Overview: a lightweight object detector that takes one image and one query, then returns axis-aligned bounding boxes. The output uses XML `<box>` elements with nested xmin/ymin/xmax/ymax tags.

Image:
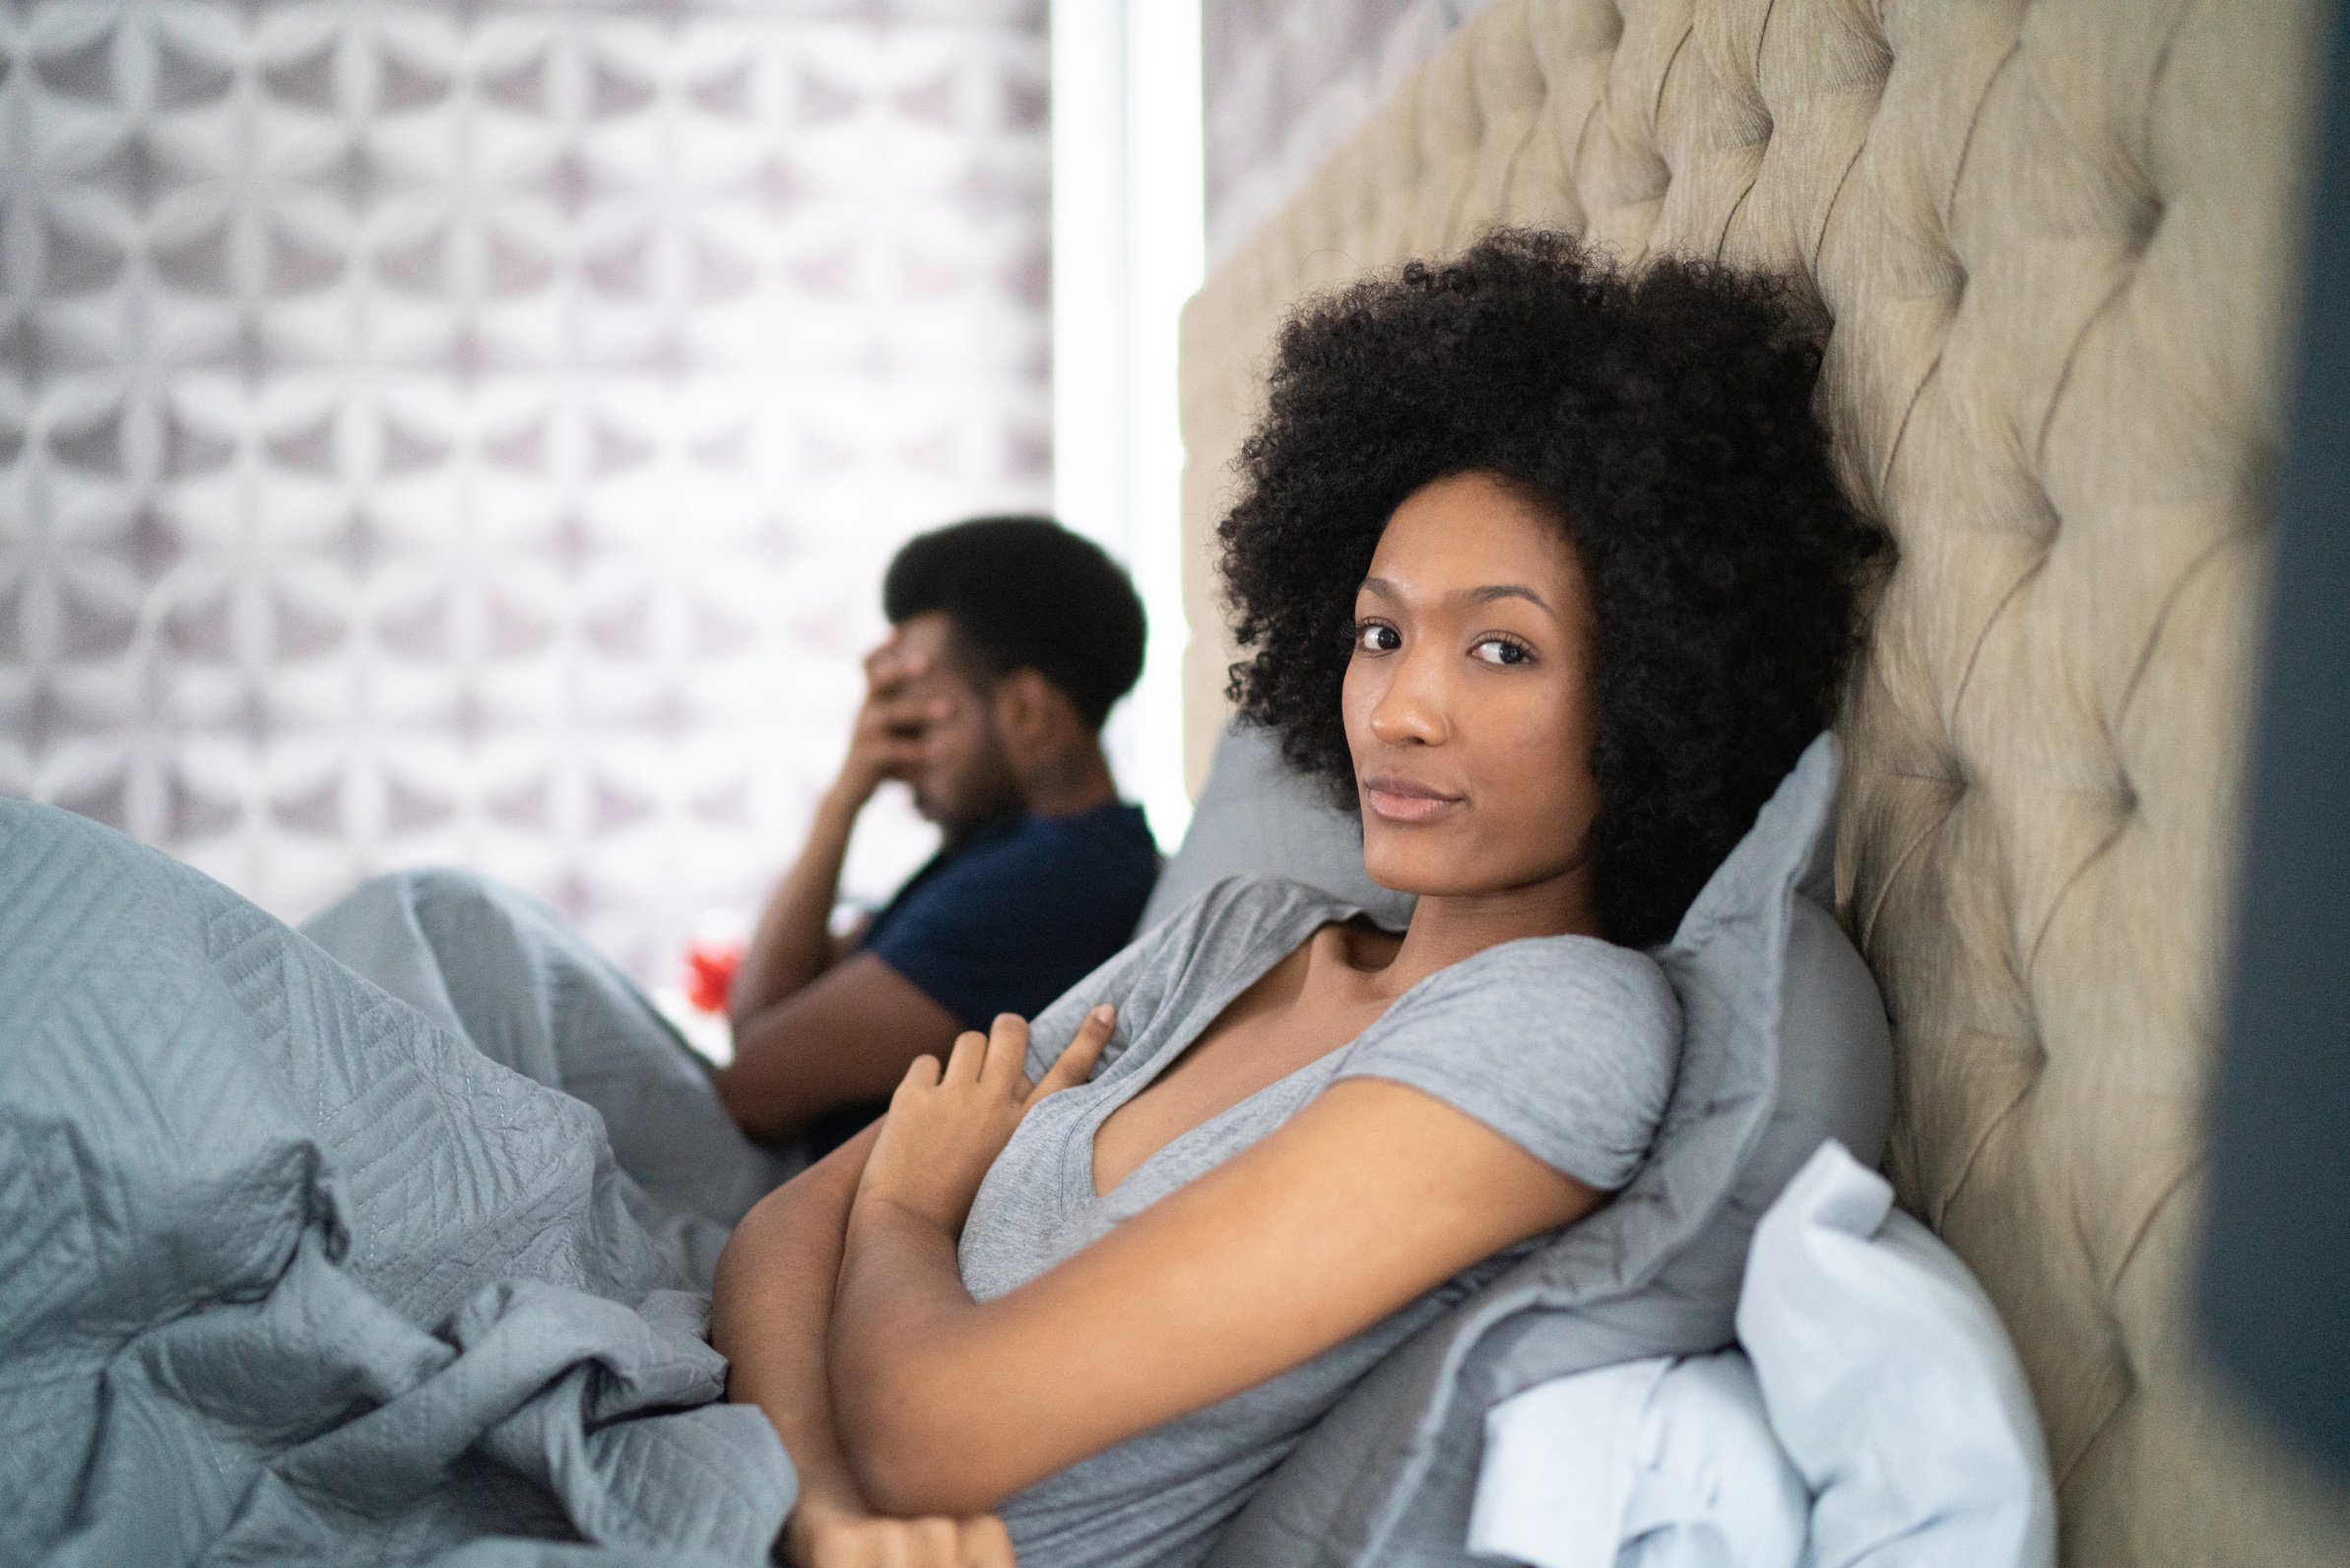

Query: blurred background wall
<box><xmin>0</xmin><ymin>0</ymin><xmax>1050</xmax><ymax>982</ymax></box>
<box><xmin>0</xmin><ymin>0</ymin><xmax>1495</xmax><ymax>990</ymax></box>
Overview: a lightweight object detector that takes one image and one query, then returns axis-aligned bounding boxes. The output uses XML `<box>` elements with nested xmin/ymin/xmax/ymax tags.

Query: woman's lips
<box><xmin>1361</xmin><ymin>775</ymin><xmax>1465</xmax><ymax>824</ymax></box>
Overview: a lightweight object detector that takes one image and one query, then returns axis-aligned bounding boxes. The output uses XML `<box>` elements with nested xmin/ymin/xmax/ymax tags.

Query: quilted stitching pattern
<box><xmin>1177</xmin><ymin>2</ymin><xmax>2350</xmax><ymax>1561</ymax></box>
<box><xmin>0</xmin><ymin>801</ymin><xmax>792</xmax><ymax>1560</ymax></box>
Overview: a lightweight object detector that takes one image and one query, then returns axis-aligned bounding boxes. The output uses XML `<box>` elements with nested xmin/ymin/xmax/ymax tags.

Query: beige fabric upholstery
<box><xmin>1177</xmin><ymin>3</ymin><xmax>2350</xmax><ymax>1562</ymax></box>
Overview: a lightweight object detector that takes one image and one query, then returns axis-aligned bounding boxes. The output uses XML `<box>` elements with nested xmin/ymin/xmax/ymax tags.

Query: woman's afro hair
<box><xmin>1217</xmin><ymin>229</ymin><xmax>1885</xmax><ymax>948</ymax></box>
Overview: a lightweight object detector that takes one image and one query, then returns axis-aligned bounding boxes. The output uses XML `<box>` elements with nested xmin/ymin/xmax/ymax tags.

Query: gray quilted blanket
<box><xmin>0</xmin><ymin>800</ymin><xmax>799</xmax><ymax>1566</ymax></box>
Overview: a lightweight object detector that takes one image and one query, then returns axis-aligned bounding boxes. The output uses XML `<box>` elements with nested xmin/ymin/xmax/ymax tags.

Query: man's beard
<box><xmin>925</xmin><ymin>716</ymin><xmax>1027</xmax><ymax>842</ymax></box>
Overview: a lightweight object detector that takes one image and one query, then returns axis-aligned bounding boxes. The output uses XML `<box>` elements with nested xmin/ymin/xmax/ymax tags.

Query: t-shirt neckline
<box><xmin>1066</xmin><ymin>882</ymin><xmax>1354</xmax><ymax>1207</ymax></box>
<box><xmin>1068</xmin><ymin>879</ymin><xmax>1566</xmax><ymax>1208</ymax></box>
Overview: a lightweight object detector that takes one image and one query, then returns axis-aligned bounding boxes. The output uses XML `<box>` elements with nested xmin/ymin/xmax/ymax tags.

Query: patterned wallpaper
<box><xmin>1203</xmin><ymin>0</ymin><xmax>1492</xmax><ymax>263</ymax></box>
<box><xmin>0</xmin><ymin>0</ymin><xmax>1051</xmax><ymax>984</ymax></box>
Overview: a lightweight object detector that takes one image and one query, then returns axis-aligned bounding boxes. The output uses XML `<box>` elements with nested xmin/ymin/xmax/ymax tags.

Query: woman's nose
<box><xmin>1367</xmin><ymin>646</ymin><xmax>1447</xmax><ymax>746</ymax></box>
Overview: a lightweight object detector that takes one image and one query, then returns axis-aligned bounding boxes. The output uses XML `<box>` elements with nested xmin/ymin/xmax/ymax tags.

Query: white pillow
<box><xmin>1736</xmin><ymin>1142</ymin><xmax>2056</xmax><ymax>1568</ymax></box>
<box><xmin>1469</xmin><ymin>1351</ymin><xmax>1807</xmax><ymax>1568</ymax></box>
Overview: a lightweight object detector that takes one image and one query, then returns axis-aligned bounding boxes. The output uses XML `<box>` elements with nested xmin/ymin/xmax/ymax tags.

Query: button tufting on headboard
<box><xmin>1177</xmin><ymin>2</ymin><xmax>2350</xmax><ymax>1561</ymax></box>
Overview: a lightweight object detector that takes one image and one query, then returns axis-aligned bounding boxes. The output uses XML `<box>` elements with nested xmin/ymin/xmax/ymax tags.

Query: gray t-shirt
<box><xmin>958</xmin><ymin>876</ymin><xmax>1681</xmax><ymax>1567</ymax></box>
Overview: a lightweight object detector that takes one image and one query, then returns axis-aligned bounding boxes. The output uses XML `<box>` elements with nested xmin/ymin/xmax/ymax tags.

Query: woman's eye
<box><xmin>1470</xmin><ymin>637</ymin><xmax>1531</xmax><ymax>667</ymax></box>
<box><xmin>1353</xmin><ymin>621</ymin><xmax>1401</xmax><ymax>654</ymax></box>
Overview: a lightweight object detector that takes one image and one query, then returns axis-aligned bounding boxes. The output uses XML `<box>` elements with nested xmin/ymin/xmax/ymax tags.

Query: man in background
<box><xmin>713</xmin><ymin>516</ymin><xmax>1160</xmax><ymax>1147</ymax></box>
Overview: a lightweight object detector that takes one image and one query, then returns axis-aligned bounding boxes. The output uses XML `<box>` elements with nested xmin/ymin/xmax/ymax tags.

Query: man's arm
<box><xmin>730</xmin><ymin>640</ymin><xmax>944</xmax><ymax>1028</ymax></box>
<box><xmin>715</xmin><ymin>953</ymin><xmax>962</xmax><ymax>1138</ymax></box>
<box><xmin>728</xmin><ymin>790</ymin><xmax>861</xmax><ymax>1027</ymax></box>
<box><xmin>825</xmin><ymin>912</ymin><xmax>873</xmax><ymax>969</ymax></box>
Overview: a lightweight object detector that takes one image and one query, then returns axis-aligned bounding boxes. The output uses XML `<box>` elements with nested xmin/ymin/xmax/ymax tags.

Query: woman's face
<box><xmin>1342</xmin><ymin>471</ymin><xmax>1603</xmax><ymax>905</ymax></box>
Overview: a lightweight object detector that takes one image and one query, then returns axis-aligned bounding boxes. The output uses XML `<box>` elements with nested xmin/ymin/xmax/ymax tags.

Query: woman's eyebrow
<box><xmin>1362</xmin><ymin>580</ymin><xmax>1560</xmax><ymax>621</ymax></box>
<box><xmin>1358</xmin><ymin>576</ymin><xmax>1554</xmax><ymax>616</ymax></box>
<box><xmin>1468</xmin><ymin>583</ymin><xmax>1555</xmax><ymax>616</ymax></box>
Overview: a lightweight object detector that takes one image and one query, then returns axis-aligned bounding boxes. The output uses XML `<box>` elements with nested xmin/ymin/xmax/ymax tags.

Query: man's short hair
<box><xmin>881</xmin><ymin>515</ymin><xmax>1146</xmax><ymax>731</ymax></box>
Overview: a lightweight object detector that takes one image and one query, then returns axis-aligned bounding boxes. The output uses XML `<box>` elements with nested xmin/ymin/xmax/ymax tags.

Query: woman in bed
<box><xmin>713</xmin><ymin>229</ymin><xmax>1881</xmax><ymax>1568</ymax></box>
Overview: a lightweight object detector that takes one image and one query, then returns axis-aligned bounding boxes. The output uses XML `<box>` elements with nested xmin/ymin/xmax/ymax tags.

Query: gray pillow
<box><xmin>1205</xmin><ymin>731</ymin><xmax>1895</xmax><ymax>1568</ymax></box>
<box><xmin>1140</xmin><ymin>721</ymin><xmax>1415</xmax><ymax>933</ymax></box>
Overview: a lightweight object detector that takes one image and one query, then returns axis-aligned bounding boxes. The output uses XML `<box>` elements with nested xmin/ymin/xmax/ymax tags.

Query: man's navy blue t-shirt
<box><xmin>861</xmin><ymin>800</ymin><xmax>1161</xmax><ymax>1029</ymax></box>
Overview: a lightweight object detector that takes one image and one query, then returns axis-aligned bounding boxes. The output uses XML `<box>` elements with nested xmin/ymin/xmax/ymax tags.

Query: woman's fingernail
<box><xmin>1091</xmin><ymin>1004</ymin><xmax>1116</xmax><ymax>1023</ymax></box>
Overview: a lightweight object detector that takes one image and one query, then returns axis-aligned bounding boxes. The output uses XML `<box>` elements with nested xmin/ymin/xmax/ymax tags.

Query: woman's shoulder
<box><xmin>1073</xmin><ymin>874</ymin><xmax>1357</xmax><ymax>1028</ymax></box>
<box><xmin>1417</xmin><ymin>932</ymin><xmax>1675</xmax><ymax>1026</ymax></box>
<box><xmin>1342</xmin><ymin>935</ymin><xmax>1681</xmax><ymax>1192</ymax></box>
<box><xmin>1152</xmin><ymin>873</ymin><xmax>1372</xmax><ymax>958</ymax></box>
<box><xmin>1367</xmin><ymin>934</ymin><xmax>1682</xmax><ymax>1101</ymax></box>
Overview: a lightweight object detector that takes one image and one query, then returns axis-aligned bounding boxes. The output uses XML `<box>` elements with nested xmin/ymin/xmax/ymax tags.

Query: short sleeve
<box><xmin>1332</xmin><ymin>937</ymin><xmax>1681</xmax><ymax>1191</ymax></box>
<box><xmin>865</xmin><ymin>814</ymin><xmax>1156</xmax><ymax>1032</ymax></box>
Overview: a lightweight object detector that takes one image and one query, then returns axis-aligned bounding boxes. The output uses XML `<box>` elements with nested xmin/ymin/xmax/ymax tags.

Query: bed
<box><xmin>1175</xmin><ymin>2</ymin><xmax>2350</xmax><ymax>1562</ymax></box>
<box><xmin>7</xmin><ymin>4</ymin><xmax>2346</xmax><ymax>1562</ymax></box>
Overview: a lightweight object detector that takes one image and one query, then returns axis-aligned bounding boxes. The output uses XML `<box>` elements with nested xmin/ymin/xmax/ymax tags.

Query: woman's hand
<box><xmin>855</xmin><ymin>1005</ymin><xmax>1116</xmax><ymax>1233</ymax></box>
<box><xmin>786</xmin><ymin>1494</ymin><xmax>1015</xmax><ymax>1567</ymax></box>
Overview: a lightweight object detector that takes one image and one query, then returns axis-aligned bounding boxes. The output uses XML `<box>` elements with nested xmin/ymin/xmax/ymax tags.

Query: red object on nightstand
<box><xmin>684</xmin><ymin>939</ymin><xmax>745</xmax><ymax>1014</ymax></box>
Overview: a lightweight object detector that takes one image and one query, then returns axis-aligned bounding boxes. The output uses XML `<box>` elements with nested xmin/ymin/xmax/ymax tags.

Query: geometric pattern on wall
<box><xmin>0</xmin><ymin>0</ymin><xmax>1050</xmax><ymax>983</ymax></box>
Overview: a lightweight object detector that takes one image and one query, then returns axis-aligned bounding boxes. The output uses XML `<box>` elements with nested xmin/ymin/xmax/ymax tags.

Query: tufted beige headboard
<box><xmin>1177</xmin><ymin>2</ymin><xmax>2350</xmax><ymax>1562</ymax></box>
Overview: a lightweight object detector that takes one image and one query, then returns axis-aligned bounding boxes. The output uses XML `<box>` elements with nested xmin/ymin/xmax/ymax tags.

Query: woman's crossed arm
<box><xmin>824</xmin><ymin>1011</ymin><xmax>1603</xmax><ymax>1517</ymax></box>
<box><xmin>712</xmin><ymin>1121</ymin><xmax>1013</xmax><ymax>1565</ymax></box>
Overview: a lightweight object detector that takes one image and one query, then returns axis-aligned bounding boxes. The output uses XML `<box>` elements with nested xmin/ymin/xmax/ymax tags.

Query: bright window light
<box><xmin>1051</xmin><ymin>0</ymin><xmax>1205</xmax><ymax>852</ymax></box>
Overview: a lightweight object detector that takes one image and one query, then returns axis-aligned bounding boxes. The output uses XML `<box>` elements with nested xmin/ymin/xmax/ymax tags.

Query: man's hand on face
<box><xmin>831</xmin><ymin>637</ymin><xmax>952</xmax><ymax>813</ymax></box>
